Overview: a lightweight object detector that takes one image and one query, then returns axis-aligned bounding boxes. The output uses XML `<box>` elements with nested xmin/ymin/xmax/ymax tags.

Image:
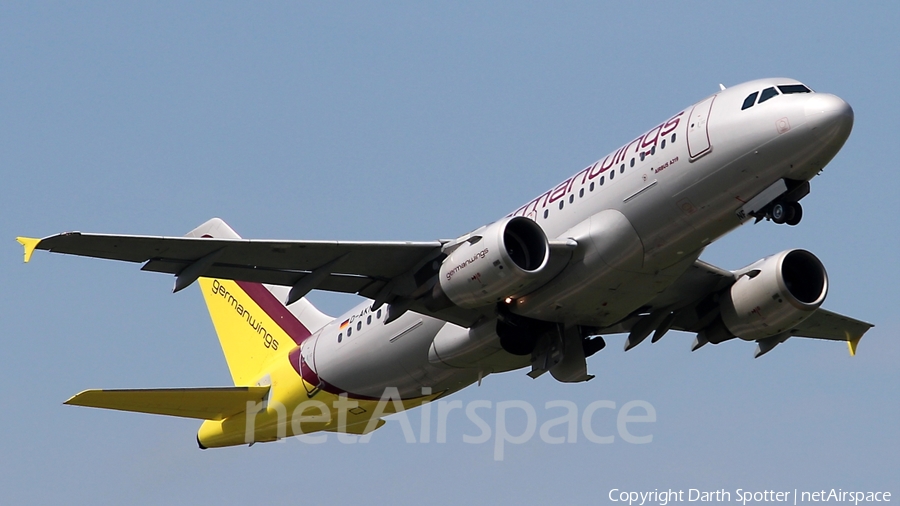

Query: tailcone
<box><xmin>197</xmin><ymin>418</ymin><xmax>252</xmax><ymax>449</ymax></box>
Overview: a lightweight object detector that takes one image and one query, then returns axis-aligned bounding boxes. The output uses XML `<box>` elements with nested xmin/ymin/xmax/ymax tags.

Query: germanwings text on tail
<box><xmin>18</xmin><ymin>78</ymin><xmax>872</xmax><ymax>448</ymax></box>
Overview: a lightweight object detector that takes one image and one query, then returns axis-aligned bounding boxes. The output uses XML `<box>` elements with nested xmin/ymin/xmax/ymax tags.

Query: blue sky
<box><xmin>2</xmin><ymin>3</ymin><xmax>897</xmax><ymax>504</ymax></box>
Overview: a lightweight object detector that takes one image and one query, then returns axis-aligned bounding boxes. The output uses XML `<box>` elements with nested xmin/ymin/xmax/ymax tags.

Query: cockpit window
<box><xmin>778</xmin><ymin>84</ymin><xmax>812</xmax><ymax>95</ymax></box>
<box><xmin>741</xmin><ymin>92</ymin><xmax>759</xmax><ymax>110</ymax></box>
<box><xmin>758</xmin><ymin>87</ymin><xmax>779</xmax><ymax>104</ymax></box>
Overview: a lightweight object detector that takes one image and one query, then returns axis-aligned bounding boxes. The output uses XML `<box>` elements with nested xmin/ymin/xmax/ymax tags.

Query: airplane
<box><xmin>17</xmin><ymin>77</ymin><xmax>873</xmax><ymax>448</ymax></box>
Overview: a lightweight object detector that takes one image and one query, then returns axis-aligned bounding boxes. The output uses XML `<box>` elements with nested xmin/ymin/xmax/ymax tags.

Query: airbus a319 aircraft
<box><xmin>19</xmin><ymin>78</ymin><xmax>872</xmax><ymax>448</ymax></box>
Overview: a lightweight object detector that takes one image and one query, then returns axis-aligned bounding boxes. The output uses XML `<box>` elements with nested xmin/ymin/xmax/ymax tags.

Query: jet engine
<box><xmin>437</xmin><ymin>216</ymin><xmax>549</xmax><ymax>309</ymax></box>
<box><xmin>720</xmin><ymin>249</ymin><xmax>828</xmax><ymax>341</ymax></box>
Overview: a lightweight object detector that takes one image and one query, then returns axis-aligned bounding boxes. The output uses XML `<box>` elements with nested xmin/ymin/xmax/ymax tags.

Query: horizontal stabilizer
<box><xmin>65</xmin><ymin>386</ymin><xmax>270</xmax><ymax>421</ymax></box>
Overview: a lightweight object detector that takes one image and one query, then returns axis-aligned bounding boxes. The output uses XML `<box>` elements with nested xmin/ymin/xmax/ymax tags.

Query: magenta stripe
<box><xmin>234</xmin><ymin>280</ymin><xmax>311</xmax><ymax>345</ymax></box>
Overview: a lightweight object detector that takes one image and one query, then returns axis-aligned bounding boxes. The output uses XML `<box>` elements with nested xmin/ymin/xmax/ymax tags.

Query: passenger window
<box><xmin>559</xmin><ymin>201</ymin><xmax>564</xmax><ymax>210</ymax></box>
<box><xmin>758</xmin><ymin>87</ymin><xmax>779</xmax><ymax>103</ymax></box>
<box><xmin>569</xmin><ymin>194</ymin><xmax>574</xmax><ymax>204</ymax></box>
<box><xmin>640</xmin><ymin>152</ymin><xmax>645</xmax><ymax>162</ymax></box>
<box><xmin>742</xmin><ymin>91</ymin><xmax>759</xmax><ymax>110</ymax></box>
<box><xmin>367</xmin><ymin>315</ymin><xmax>372</xmax><ymax>325</ymax></box>
<box><xmin>671</xmin><ymin>133</ymin><xmax>676</xmax><ymax>143</ymax></box>
<box><xmin>377</xmin><ymin>309</ymin><xmax>382</xmax><ymax>319</ymax></box>
<box><xmin>543</xmin><ymin>209</ymin><xmax>549</xmax><ymax>219</ymax></box>
<box><xmin>610</xmin><ymin>170</ymin><xmax>615</xmax><ymax>180</ymax></box>
<box><xmin>579</xmin><ymin>188</ymin><xmax>584</xmax><ymax>198</ymax></box>
<box><xmin>661</xmin><ymin>139</ymin><xmax>666</xmax><ymax>149</ymax></box>
<box><xmin>650</xmin><ymin>146</ymin><xmax>656</xmax><ymax>155</ymax></box>
<box><xmin>347</xmin><ymin>327</ymin><xmax>352</xmax><ymax>337</ymax></box>
<box><xmin>357</xmin><ymin>321</ymin><xmax>362</xmax><ymax>331</ymax></box>
<box><xmin>620</xmin><ymin>164</ymin><xmax>625</xmax><ymax>174</ymax></box>
<box><xmin>630</xmin><ymin>158</ymin><xmax>635</xmax><ymax>167</ymax></box>
<box><xmin>778</xmin><ymin>84</ymin><xmax>811</xmax><ymax>94</ymax></box>
<box><xmin>590</xmin><ymin>182</ymin><xmax>595</xmax><ymax>192</ymax></box>
<box><xmin>338</xmin><ymin>333</ymin><xmax>343</xmax><ymax>343</ymax></box>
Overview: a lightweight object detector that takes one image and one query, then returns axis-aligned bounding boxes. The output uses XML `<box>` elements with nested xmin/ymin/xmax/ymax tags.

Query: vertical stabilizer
<box><xmin>188</xmin><ymin>218</ymin><xmax>332</xmax><ymax>386</ymax></box>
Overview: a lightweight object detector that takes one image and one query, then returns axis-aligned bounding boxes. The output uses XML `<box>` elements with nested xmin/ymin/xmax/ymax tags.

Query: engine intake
<box><xmin>437</xmin><ymin>217</ymin><xmax>549</xmax><ymax>308</ymax></box>
<box><xmin>720</xmin><ymin>249</ymin><xmax>828</xmax><ymax>341</ymax></box>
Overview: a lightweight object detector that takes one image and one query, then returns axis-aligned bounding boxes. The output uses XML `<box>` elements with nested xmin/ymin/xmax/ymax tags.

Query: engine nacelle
<box><xmin>720</xmin><ymin>249</ymin><xmax>828</xmax><ymax>341</ymax></box>
<box><xmin>438</xmin><ymin>216</ymin><xmax>549</xmax><ymax>309</ymax></box>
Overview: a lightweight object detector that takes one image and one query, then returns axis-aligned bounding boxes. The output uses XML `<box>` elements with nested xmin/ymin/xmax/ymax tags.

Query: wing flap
<box><xmin>141</xmin><ymin>259</ymin><xmax>378</xmax><ymax>294</ymax></box>
<box><xmin>64</xmin><ymin>386</ymin><xmax>271</xmax><ymax>420</ymax></box>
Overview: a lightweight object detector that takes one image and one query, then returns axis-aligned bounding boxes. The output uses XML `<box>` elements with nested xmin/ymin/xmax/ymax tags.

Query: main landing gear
<box><xmin>770</xmin><ymin>201</ymin><xmax>803</xmax><ymax>226</ymax></box>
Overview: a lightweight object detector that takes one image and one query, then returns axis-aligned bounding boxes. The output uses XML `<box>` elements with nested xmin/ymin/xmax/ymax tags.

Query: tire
<box><xmin>783</xmin><ymin>203</ymin><xmax>797</xmax><ymax>223</ymax></box>
<box><xmin>786</xmin><ymin>203</ymin><xmax>803</xmax><ymax>226</ymax></box>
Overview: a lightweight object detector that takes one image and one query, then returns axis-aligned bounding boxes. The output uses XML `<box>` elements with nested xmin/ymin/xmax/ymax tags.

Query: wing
<box><xmin>19</xmin><ymin>218</ymin><xmax>576</xmax><ymax>328</ymax></box>
<box><xmin>21</xmin><ymin>230</ymin><xmax>442</xmax><ymax>292</ymax></box>
<box><xmin>791</xmin><ymin>308</ymin><xmax>872</xmax><ymax>355</ymax></box>
<box><xmin>19</xmin><ymin>224</ymin><xmax>496</xmax><ymax>327</ymax></box>
<box><xmin>20</xmin><ymin>230</ymin><xmax>448</xmax><ymax>301</ymax></box>
<box><xmin>600</xmin><ymin>258</ymin><xmax>873</xmax><ymax>357</ymax></box>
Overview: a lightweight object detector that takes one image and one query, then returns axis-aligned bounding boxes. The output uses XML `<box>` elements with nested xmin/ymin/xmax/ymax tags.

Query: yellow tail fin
<box><xmin>188</xmin><ymin>219</ymin><xmax>332</xmax><ymax>386</ymax></box>
<box><xmin>199</xmin><ymin>277</ymin><xmax>316</xmax><ymax>385</ymax></box>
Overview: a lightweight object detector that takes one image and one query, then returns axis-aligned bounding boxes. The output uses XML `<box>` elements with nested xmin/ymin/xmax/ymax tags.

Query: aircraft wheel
<box><xmin>771</xmin><ymin>202</ymin><xmax>787</xmax><ymax>224</ymax></box>
<box><xmin>786</xmin><ymin>203</ymin><xmax>803</xmax><ymax>226</ymax></box>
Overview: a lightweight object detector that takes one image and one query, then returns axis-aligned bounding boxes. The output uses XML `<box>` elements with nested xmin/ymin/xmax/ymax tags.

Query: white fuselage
<box><xmin>301</xmin><ymin>78</ymin><xmax>853</xmax><ymax>400</ymax></box>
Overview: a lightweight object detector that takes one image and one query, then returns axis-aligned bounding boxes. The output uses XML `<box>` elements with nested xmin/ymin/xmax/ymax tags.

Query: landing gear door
<box><xmin>687</xmin><ymin>95</ymin><xmax>715</xmax><ymax>160</ymax></box>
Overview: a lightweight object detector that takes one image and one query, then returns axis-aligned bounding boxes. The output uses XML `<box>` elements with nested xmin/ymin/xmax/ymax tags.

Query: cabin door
<box><xmin>687</xmin><ymin>96</ymin><xmax>715</xmax><ymax>160</ymax></box>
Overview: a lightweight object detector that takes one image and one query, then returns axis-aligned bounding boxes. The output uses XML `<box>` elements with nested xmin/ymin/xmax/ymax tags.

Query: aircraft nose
<box><xmin>804</xmin><ymin>93</ymin><xmax>853</xmax><ymax>141</ymax></box>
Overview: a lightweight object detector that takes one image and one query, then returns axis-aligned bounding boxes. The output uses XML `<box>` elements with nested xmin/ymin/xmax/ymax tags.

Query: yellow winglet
<box><xmin>847</xmin><ymin>335</ymin><xmax>862</xmax><ymax>356</ymax></box>
<box><xmin>16</xmin><ymin>237</ymin><xmax>41</xmax><ymax>263</ymax></box>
